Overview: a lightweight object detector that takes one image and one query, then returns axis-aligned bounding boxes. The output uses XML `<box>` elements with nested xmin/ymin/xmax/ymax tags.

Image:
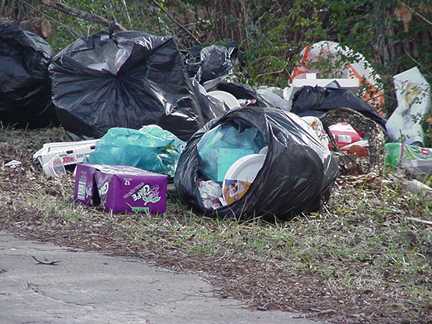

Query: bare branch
<box><xmin>401</xmin><ymin>1</ymin><xmax>432</xmax><ymax>27</ymax></box>
<box><xmin>407</xmin><ymin>217</ymin><xmax>432</xmax><ymax>226</ymax></box>
<box><xmin>120</xmin><ymin>0</ymin><xmax>132</xmax><ymax>28</ymax></box>
<box><xmin>32</xmin><ymin>256</ymin><xmax>60</xmax><ymax>266</ymax></box>
<box><xmin>41</xmin><ymin>0</ymin><xmax>127</xmax><ymax>32</ymax></box>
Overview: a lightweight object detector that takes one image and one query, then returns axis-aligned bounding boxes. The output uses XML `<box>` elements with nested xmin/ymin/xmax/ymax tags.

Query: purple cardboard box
<box><xmin>74</xmin><ymin>164</ymin><xmax>168</xmax><ymax>214</ymax></box>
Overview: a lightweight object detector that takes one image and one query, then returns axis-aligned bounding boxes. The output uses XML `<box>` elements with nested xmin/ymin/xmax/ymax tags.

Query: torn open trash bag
<box><xmin>49</xmin><ymin>31</ymin><xmax>226</xmax><ymax>141</ymax></box>
<box><xmin>175</xmin><ymin>106</ymin><xmax>339</xmax><ymax>219</ymax></box>
<box><xmin>0</xmin><ymin>23</ymin><xmax>56</xmax><ymax>127</ymax></box>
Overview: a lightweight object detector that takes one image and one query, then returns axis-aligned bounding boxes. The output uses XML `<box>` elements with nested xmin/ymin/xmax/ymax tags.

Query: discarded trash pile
<box><xmin>0</xmin><ymin>22</ymin><xmax>56</xmax><ymax>127</ymax></box>
<box><xmin>290</xmin><ymin>85</ymin><xmax>387</xmax><ymax>174</ymax></box>
<box><xmin>2</xmin><ymin>24</ymin><xmax>429</xmax><ymax>218</ymax></box>
<box><xmin>175</xmin><ymin>107</ymin><xmax>339</xmax><ymax>219</ymax></box>
<box><xmin>291</xmin><ymin>85</ymin><xmax>386</xmax><ymax>128</ymax></box>
<box><xmin>321</xmin><ymin>108</ymin><xmax>386</xmax><ymax>175</ymax></box>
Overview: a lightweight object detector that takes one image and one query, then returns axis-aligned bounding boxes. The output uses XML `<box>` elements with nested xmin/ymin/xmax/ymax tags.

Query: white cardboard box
<box><xmin>291</xmin><ymin>78</ymin><xmax>360</xmax><ymax>90</ymax></box>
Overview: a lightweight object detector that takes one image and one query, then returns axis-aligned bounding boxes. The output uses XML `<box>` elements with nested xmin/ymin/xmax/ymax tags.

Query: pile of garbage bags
<box><xmin>0</xmin><ymin>22</ymin><xmax>56</xmax><ymax>127</ymax></box>
<box><xmin>175</xmin><ymin>106</ymin><xmax>339</xmax><ymax>219</ymax></box>
<box><xmin>5</xmin><ymin>24</ymin><xmax>425</xmax><ymax>218</ymax></box>
<box><xmin>49</xmin><ymin>31</ymin><xmax>226</xmax><ymax>141</ymax></box>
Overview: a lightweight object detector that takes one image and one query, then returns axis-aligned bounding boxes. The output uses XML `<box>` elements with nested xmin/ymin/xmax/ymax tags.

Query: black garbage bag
<box><xmin>175</xmin><ymin>106</ymin><xmax>339</xmax><ymax>219</ymax></box>
<box><xmin>197</xmin><ymin>45</ymin><xmax>237</xmax><ymax>83</ymax></box>
<box><xmin>291</xmin><ymin>86</ymin><xmax>386</xmax><ymax>129</ymax></box>
<box><xmin>0</xmin><ymin>23</ymin><xmax>56</xmax><ymax>127</ymax></box>
<box><xmin>183</xmin><ymin>45</ymin><xmax>202</xmax><ymax>78</ymax></box>
<box><xmin>50</xmin><ymin>31</ymin><xmax>226</xmax><ymax>141</ymax></box>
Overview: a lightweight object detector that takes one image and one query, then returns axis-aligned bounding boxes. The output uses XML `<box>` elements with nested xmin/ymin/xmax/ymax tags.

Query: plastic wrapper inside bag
<box><xmin>87</xmin><ymin>126</ymin><xmax>185</xmax><ymax>177</ymax></box>
<box><xmin>197</xmin><ymin>124</ymin><xmax>266</xmax><ymax>182</ymax></box>
<box><xmin>328</xmin><ymin>123</ymin><xmax>363</xmax><ymax>148</ymax></box>
<box><xmin>301</xmin><ymin>116</ymin><xmax>330</xmax><ymax>147</ymax></box>
<box><xmin>49</xmin><ymin>31</ymin><xmax>226</xmax><ymax>141</ymax></box>
<box><xmin>198</xmin><ymin>180</ymin><xmax>225</xmax><ymax>210</ymax></box>
<box><xmin>175</xmin><ymin>106</ymin><xmax>339</xmax><ymax>219</ymax></box>
<box><xmin>0</xmin><ymin>23</ymin><xmax>56</xmax><ymax>127</ymax></box>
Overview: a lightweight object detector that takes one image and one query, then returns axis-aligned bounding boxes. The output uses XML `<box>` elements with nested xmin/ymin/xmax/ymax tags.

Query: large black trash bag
<box><xmin>50</xmin><ymin>31</ymin><xmax>226</xmax><ymax>141</ymax></box>
<box><xmin>0</xmin><ymin>23</ymin><xmax>56</xmax><ymax>127</ymax></box>
<box><xmin>291</xmin><ymin>86</ymin><xmax>386</xmax><ymax>129</ymax></box>
<box><xmin>175</xmin><ymin>106</ymin><xmax>339</xmax><ymax>220</ymax></box>
<box><xmin>197</xmin><ymin>45</ymin><xmax>237</xmax><ymax>83</ymax></box>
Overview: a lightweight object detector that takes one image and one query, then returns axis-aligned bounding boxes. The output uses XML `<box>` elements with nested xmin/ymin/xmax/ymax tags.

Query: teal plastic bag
<box><xmin>88</xmin><ymin>126</ymin><xmax>185</xmax><ymax>177</ymax></box>
<box><xmin>197</xmin><ymin>124</ymin><xmax>266</xmax><ymax>182</ymax></box>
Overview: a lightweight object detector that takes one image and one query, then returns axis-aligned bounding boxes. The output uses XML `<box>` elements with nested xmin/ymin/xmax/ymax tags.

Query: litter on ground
<box><xmin>0</xmin><ymin>21</ymin><xmax>430</xmax><ymax>219</ymax></box>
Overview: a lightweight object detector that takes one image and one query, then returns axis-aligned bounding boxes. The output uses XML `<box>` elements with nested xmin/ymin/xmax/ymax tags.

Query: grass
<box><xmin>1</xmin><ymin>127</ymin><xmax>432</xmax><ymax>323</ymax></box>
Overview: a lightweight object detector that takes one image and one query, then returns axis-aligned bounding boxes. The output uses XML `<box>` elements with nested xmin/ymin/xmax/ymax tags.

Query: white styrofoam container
<box><xmin>33</xmin><ymin>140</ymin><xmax>99</xmax><ymax>167</ymax></box>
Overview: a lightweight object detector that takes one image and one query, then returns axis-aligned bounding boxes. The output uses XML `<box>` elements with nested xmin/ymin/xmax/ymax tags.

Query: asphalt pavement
<box><xmin>0</xmin><ymin>232</ymin><xmax>316</xmax><ymax>324</ymax></box>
